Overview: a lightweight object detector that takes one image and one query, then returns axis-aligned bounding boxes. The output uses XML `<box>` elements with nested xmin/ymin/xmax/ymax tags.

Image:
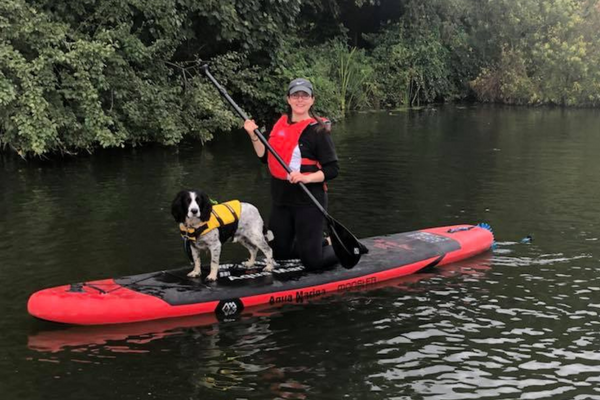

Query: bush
<box><xmin>366</xmin><ymin>24</ymin><xmax>453</xmax><ymax>107</ymax></box>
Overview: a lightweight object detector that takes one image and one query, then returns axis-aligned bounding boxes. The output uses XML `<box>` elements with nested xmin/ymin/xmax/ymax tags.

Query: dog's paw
<box><xmin>242</xmin><ymin>260</ymin><xmax>255</xmax><ymax>268</ymax></box>
<box><xmin>187</xmin><ymin>270</ymin><xmax>201</xmax><ymax>278</ymax></box>
<box><xmin>263</xmin><ymin>264</ymin><xmax>274</xmax><ymax>273</ymax></box>
<box><xmin>205</xmin><ymin>273</ymin><xmax>218</xmax><ymax>282</ymax></box>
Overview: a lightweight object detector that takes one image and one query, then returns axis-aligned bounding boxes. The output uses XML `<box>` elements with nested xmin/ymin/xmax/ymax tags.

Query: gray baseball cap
<box><xmin>287</xmin><ymin>78</ymin><xmax>313</xmax><ymax>96</ymax></box>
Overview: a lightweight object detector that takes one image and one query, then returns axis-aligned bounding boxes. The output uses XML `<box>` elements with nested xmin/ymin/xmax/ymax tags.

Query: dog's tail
<box><xmin>263</xmin><ymin>226</ymin><xmax>274</xmax><ymax>242</ymax></box>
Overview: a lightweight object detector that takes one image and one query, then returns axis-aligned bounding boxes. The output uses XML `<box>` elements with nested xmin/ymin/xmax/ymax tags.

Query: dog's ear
<box><xmin>198</xmin><ymin>191</ymin><xmax>213</xmax><ymax>222</ymax></box>
<box><xmin>171</xmin><ymin>191</ymin><xmax>188</xmax><ymax>223</ymax></box>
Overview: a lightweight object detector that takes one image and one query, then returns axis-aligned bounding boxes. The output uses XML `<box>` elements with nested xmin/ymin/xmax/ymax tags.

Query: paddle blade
<box><xmin>328</xmin><ymin>218</ymin><xmax>368</xmax><ymax>269</ymax></box>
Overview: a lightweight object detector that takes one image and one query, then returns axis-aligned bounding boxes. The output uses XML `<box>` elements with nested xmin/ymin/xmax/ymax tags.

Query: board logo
<box><xmin>222</xmin><ymin>302</ymin><xmax>237</xmax><ymax>315</ymax></box>
<box><xmin>216</xmin><ymin>298</ymin><xmax>244</xmax><ymax>320</ymax></box>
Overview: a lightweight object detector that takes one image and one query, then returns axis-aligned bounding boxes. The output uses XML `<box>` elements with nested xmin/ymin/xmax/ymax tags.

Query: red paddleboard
<box><xmin>27</xmin><ymin>224</ymin><xmax>493</xmax><ymax>325</ymax></box>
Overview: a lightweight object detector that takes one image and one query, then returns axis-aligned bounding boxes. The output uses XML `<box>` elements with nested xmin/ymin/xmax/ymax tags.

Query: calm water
<box><xmin>2</xmin><ymin>105</ymin><xmax>600</xmax><ymax>399</ymax></box>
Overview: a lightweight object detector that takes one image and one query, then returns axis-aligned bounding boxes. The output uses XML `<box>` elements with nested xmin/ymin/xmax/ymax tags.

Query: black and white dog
<box><xmin>171</xmin><ymin>190</ymin><xmax>274</xmax><ymax>281</ymax></box>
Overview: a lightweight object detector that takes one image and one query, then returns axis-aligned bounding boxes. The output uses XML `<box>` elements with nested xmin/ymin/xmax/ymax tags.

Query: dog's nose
<box><xmin>191</xmin><ymin>208</ymin><xmax>198</xmax><ymax>215</ymax></box>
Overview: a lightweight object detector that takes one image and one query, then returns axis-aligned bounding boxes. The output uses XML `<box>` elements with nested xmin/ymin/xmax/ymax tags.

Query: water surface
<box><xmin>2</xmin><ymin>105</ymin><xmax>600</xmax><ymax>399</ymax></box>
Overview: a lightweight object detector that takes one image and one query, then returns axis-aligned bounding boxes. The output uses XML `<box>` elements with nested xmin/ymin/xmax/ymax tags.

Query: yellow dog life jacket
<box><xmin>179</xmin><ymin>200</ymin><xmax>241</xmax><ymax>242</ymax></box>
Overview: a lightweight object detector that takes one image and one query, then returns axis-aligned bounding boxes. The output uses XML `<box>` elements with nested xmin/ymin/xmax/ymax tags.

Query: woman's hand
<box><xmin>244</xmin><ymin>119</ymin><xmax>265</xmax><ymax>157</ymax></box>
<box><xmin>288</xmin><ymin>171</ymin><xmax>312</xmax><ymax>184</ymax></box>
<box><xmin>244</xmin><ymin>119</ymin><xmax>259</xmax><ymax>138</ymax></box>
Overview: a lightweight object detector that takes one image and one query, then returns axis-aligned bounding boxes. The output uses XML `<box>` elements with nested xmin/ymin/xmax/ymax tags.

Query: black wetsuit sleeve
<box><xmin>321</xmin><ymin>160</ymin><xmax>339</xmax><ymax>181</ymax></box>
<box><xmin>314</xmin><ymin>128</ymin><xmax>338</xmax><ymax>166</ymax></box>
<box><xmin>313</xmin><ymin>126</ymin><xmax>338</xmax><ymax>181</ymax></box>
<box><xmin>259</xmin><ymin>128</ymin><xmax>271</xmax><ymax>163</ymax></box>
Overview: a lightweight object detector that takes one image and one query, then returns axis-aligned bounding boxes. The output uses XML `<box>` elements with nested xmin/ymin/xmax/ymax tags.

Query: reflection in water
<box><xmin>360</xmin><ymin>247</ymin><xmax>599</xmax><ymax>399</ymax></box>
<box><xmin>182</xmin><ymin>254</ymin><xmax>494</xmax><ymax>399</ymax></box>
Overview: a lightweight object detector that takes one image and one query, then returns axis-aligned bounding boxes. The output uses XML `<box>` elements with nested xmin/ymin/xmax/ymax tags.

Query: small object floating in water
<box><xmin>520</xmin><ymin>235</ymin><xmax>533</xmax><ymax>244</ymax></box>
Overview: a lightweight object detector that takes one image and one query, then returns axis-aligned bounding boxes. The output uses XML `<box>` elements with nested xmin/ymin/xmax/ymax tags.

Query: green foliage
<box><xmin>334</xmin><ymin>43</ymin><xmax>374</xmax><ymax>115</ymax></box>
<box><xmin>470</xmin><ymin>47</ymin><xmax>535</xmax><ymax>105</ymax></box>
<box><xmin>530</xmin><ymin>2</ymin><xmax>600</xmax><ymax>106</ymax></box>
<box><xmin>469</xmin><ymin>0</ymin><xmax>600</xmax><ymax>106</ymax></box>
<box><xmin>367</xmin><ymin>24</ymin><xmax>452</xmax><ymax>107</ymax></box>
<box><xmin>267</xmin><ymin>37</ymin><xmax>375</xmax><ymax>120</ymax></box>
<box><xmin>2</xmin><ymin>0</ymin><xmax>600</xmax><ymax>157</ymax></box>
<box><xmin>0</xmin><ymin>0</ymin><xmax>303</xmax><ymax>157</ymax></box>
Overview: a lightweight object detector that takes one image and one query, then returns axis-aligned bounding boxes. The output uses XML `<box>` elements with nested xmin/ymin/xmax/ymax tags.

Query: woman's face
<box><xmin>287</xmin><ymin>91</ymin><xmax>314</xmax><ymax>116</ymax></box>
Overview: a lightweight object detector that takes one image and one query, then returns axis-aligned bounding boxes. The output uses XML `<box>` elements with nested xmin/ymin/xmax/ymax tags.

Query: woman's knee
<box><xmin>300</xmin><ymin>255</ymin><xmax>321</xmax><ymax>271</ymax></box>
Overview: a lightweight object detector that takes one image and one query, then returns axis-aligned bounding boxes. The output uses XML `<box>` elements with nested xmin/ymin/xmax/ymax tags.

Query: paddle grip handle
<box><xmin>201</xmin><ymin>65</ymin><xmax>329</xmax><ymax>219</ymax></box>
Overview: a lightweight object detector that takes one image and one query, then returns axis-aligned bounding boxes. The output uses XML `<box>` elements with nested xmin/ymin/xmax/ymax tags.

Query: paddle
<box><xmin>201</xmin><ymin>64</ymin><xmax>366</xmax><ymax>268</ymax></box>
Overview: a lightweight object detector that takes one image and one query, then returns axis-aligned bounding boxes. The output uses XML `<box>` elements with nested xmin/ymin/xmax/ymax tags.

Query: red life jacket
<box><xmin>267</xmin><ymin>115</ymin><xmax>324</xmax><ymax>180</ymax></box>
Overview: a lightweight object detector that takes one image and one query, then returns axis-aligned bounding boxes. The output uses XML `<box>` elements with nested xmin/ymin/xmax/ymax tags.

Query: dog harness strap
<box><xmin>179</xmin><ymin>222</ymin><xmax>208</xmax><ymax>241</ymax></box>
<box><xmin>222</xmin><ymin>203</ymin><xmax>239</xmax><ymax>222</ymax></box>
<box><xmin>211</xmin><ymin>209</ymin><xmax>225</xmax><ymax>227</ymax></box>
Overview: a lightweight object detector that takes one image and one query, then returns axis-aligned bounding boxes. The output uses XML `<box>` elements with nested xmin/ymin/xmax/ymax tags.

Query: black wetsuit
<box><xmin>261</xmin><ymin>121</ymin><xmax>339</xmax><ymax>270</ymax></box>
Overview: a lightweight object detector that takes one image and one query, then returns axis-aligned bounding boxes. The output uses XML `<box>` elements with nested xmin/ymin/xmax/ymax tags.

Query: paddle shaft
<box><xmin>202</xmin><ymin>65</ymin><xmax>330</xmax><ymax>220</ymax></box>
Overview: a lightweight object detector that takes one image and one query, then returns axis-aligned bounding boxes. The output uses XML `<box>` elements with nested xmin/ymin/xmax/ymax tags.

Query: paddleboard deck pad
<box><xmin>27</xmin><ymin>224</ymin><xmax>493</xmax><ymax>325</ymax></box>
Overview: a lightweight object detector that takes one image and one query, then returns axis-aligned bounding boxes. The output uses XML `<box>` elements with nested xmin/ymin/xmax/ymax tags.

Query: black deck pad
<box><xmin>115</xmin><ymin>230</ymin><xmax>461</xmax><ymax>306</ymax></box>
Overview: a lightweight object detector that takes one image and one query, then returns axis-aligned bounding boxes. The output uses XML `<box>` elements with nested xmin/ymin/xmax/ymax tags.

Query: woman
<box><xmin>244</xmin><ymin>78</ymin><xmax>339</xmax><ymax>270</ymax></box>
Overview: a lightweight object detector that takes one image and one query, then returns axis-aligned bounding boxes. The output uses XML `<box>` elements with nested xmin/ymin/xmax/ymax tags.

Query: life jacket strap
<box><xmin>299</xmin><ymin>158</ymin><xmax>327</xmax><ymax>191</ymax></box>
<box><xmin>179</xmin><ymin>222</ymin><xmax>208</xmax><ymax>241</ymax></box>
<box><xmin>222</xmin><ymin>202</ymin><xmax>240</xmax><ymax>222</ymax></box>
<box><xmin>211</xmin><ymin>209</ymin><xmax>224</xmax><ymax>227</ymax></box>
<box><xmin>301</xmin><ymin>158</ymin><xmax>322</xmax><ymax>168</ymax></box>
